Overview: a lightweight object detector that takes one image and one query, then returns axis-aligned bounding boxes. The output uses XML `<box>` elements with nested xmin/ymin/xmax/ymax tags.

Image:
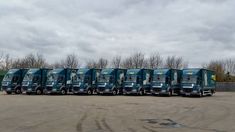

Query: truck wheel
<box><xmin>15</xmin><ymin>88</ymin><xmax>21</xmax><ymax>94</ymax></box>
<box><xmin>139</xmin><ymin>89</ymin><xmax>144</xmax><ymax>96</ymax></box>
<box><xmin>199</xmin><ymin>91</ymin><xmax>203</xmax><ymax>97</ymax></box>
<box><xmin>61</xmin><ymin>89</ymin><xmax>67</xmax><ymax>95</ymax></box>
<box><xmin>36</xmin><ymin>89</ymin><xmax>42</xmax><ymax>95</ymax></box>
<box><xmin>87</xmin><ymin>89</ymin><xmax>92</xmax><ymax>95</ymax></box>
<box><xmin>112</xmin><ymin>90</ymin><xmax>117</xmax><ymax>95</ymax></box>
<box><xmin>6</xmin><ymin>91</ymin><xmax>12</xmax><ymax>94</ymax></box>
<box><xmin>168</xmin><ymin>90</ymin><xmax>172</xmax><ymax>97</ymax></box>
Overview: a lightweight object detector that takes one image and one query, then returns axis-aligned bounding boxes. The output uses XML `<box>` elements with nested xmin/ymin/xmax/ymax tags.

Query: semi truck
<box><xmin>72</xmin><ymin>68</ymin><xmax>101</xmax><ymax>95</ymax></box>
<box><xmin>1</xmin><ymin>68</ymin><xmax>28</xmax><ymax>94</ymax></box>
<box><xmin>21</xmin><ymin>68</ymin><xmax>51</xmax><ymax>95</ymax></box>
<box><xmin>45</xmin><ymin>68</ymin><xmax>77</xmax><ymax>95</ymax></box>
<box><xmin>181</xmin><ymin>68</ymin><xmax>216</xmax><ymax>97</ymax></box>
<box><xmin>151</xmin><ymin>68</ymin><xmax>182</xmax><ymax>96</ymax></box>
<box><xmin>96</xmin><ymin>68</ymin><xmax>126</xmax><ymax>95</ymax></box>
<box><xmin>123</xmin><ymin>69</ymin><xmax>153</xmax><ymax>95</ymax></box>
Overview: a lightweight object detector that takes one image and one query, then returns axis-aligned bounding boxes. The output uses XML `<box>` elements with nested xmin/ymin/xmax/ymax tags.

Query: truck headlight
<box><xmin>192</xmin><ymin>84</ymin><xmax>194</xmax><ymax>87</ymax></box>
<box><xmin>132</xmin><ymin>83</ymin><xmax>134</xmax><ymax>86</ymax></box>
<box><xmin>160</xmin><ymin>83</ymin><xmax>163</xmax><ymax>86</ymax></box>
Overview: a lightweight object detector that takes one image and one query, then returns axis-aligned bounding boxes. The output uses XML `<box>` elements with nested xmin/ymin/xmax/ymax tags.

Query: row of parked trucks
<box><xmin>1</xmin><ymin>68</ymin><xmax>216</xmax><ymax>97</ymax></box>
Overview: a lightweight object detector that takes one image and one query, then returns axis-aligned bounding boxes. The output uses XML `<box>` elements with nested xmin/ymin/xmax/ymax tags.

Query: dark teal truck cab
<box><xmin>1</xmin><ymin>68</ymin><xmax>28</xmax><ymax>94</ymax></box>
<box><xmin>72</xmin><ymin>68</ymin><xmax>101</xmax><ymax>95</ymax></box>
<box><xmin>123</xmin><ymin>69</ymin><xmax>153</xmax><ymax>95</ymax></box>
<box><xmin>181</xmin><ymin>68</ymin><xmax>216</xmax><ymax>97</ymax></box>
<box><xmin>45</xmin><ymin>68</ymin><xmax>77</xmax><ymax>95</ymax></box>
<box><xmin>97</xmin><ymin>68</ymin><xmax>126</xmax><ymax>95</ymax></box>
<box><xmin>21</xmin><ymin>68</ymin><xmax>51</xmax><ymax>95</ymax></box>
<box><xmin>151</xmin><ymin>68</ymin><xmax>182</xmax><ymax>96</ymax></box>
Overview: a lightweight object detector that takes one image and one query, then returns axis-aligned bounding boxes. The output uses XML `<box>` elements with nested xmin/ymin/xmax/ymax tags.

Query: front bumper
<box><xmin>97</xmin><ymin>87</ymin><xmax>114</xmax><ymax>94</ymax></box>
<box><xmin>1</xmin><ymin>86</ymin><xmax>14</xmax><ymax>92</ymax></box>
<box><xmin>72</xmin><ymin>88</ymin><xmax>88</xmax><ymax>94</ymax></box>
<box><xmin>123</xmin><ymin>87</ymin><xmax>138</xmax><ymax>94</ymax></box>
<box><xmin>181</xmin><ymin>88</ymin><xmax>200</xmax><ymax>96</ymax></box>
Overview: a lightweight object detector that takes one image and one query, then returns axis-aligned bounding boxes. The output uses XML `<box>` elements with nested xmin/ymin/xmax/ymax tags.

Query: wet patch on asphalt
<box><xmin>140</xmin><ymin>118</ymin><xmax>184</xmax><ymax>128</ymax></box>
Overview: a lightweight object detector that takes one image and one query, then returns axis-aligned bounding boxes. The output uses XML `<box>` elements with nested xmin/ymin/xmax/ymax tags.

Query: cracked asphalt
<box><xmin>0</xmin><ymin>92</ymin><xmax>234</xmax><ymax>132</ymax></box>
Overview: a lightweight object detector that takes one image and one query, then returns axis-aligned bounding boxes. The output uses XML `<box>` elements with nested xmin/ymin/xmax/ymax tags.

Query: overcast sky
<box><xmin>0</xmin><ymin>0</ymin><xmax>235</xmax><ymax>67</ymax></box>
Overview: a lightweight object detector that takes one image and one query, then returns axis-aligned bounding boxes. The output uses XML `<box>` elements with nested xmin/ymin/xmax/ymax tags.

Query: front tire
<box><xmin>139</xmin><ymin>89</ymin><xmax>144</xmax><ymax>96</ymax></box>
<box><xmin>168</xmin><ymin>90</ymin><xmax>172</xmax><ymax>97</ymax></box>
<box><xmin>61</xmin><ymin>89</ymin><xmax>67</xmax><ymax>95</ymax></box>
<box><xmin>112</xmin><ymin>89</ymin><xmax>117</xmax><ymax>95</ymax></box>
<box><xmin>15</xmin><ymin>88</ymin><xmax>21</xmax><ymax>94</ymax></box>
<box><xmin>36</xmin><ymin>89</ymin><xmax>42</xmax><ymax>95</ymax></box>
<box><xmin>87</xmin><ymin>89</ymin><xmax>93</xmax><ymax>95</ymax></box>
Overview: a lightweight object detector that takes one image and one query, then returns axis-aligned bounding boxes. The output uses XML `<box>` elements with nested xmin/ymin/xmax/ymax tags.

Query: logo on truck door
<box><xmin>204</xmin><ymin>71</ymin><xmax>208</xmax><ymax>86</ymax></box>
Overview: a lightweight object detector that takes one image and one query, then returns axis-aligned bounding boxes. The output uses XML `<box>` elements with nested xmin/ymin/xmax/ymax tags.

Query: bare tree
<box><xmin>148</xmin><ymin>52</ymin><xmax>163</xmax><ymax>68</ymax></box>
<box><xmin>11</xmin><ymin>53</ymin><xmax>47</xmax><ymax>68</ymax></box>
<box><xmin>121</xmin><ymin>56</ymin><xmax>133</xmax><ymax>69</ymax></box>
<box><xmin>164</xmin><ymin>56</ymin><xmax>186</xmax><ymax>69</ymax></box>
<box><xmin>65</xmin><ymin>54</ymin><xmax>79</xmax><ymax>68</ymax></box>
<box><xmin>86</xmin><ymin>60</ymin><xmax>97</xmax><ymax>68</ymax></box>
<box><xmin>1</xmin><ymin>54</ymin><xmax>12</xmax><ymax>70</ymax></box>
<box><xmin>132</xmin><ymin>52</ymin><xmax>145</xmax><ymax>68</ymax></box>
<box><xmin>96</xmin><ymin>58</ymin><xmax>108</xmax><ymax>69</ymax></box>
<box><xmin>223</xmin><ymin>58</ymin><xmax>235</xmax><ymax>75</ymax></box>
<box><xmin>111</xmin><ymin>56</ymin><xmax>121</xmax><ymax>68</ymax></box>
<box><xmin>165</xmin><ymin>56</ymin><xmax>175</xmax><ymax>68</ymax></box>
<box><xmin>206</xmin><ymin>60</ymin><xmax>225</xmax><ymax>82</ymax></box>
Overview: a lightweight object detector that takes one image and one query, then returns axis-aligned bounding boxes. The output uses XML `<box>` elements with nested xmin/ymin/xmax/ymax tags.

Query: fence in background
<box><xmin>216</xmin><ymin>82</ymin><xmax>235</xmax><ymax>92</ymax></box>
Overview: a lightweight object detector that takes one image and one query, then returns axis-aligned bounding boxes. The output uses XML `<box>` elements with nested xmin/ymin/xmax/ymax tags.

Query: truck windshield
<box><xmin>125</xmin><ymin>75</ymin><xmax>136</xmax><ymax>82</ymax></box>
<box><xmin>47</xmin><ymin>73</ymin><xmax>58</xmax><ymax>82</ymax></box>
<box><xmin>3</xmin><ymin>74</ymin><xmax>13</xmax><ymax>81</ymax></box>
<box><xmin>182</xmin><ymin>75</ymin><xmax>197</xmax><ymax>83</ymax></box>
<box><xmin>23</xmin><ymin>74</ymin><xmax>33</xmax><ymax>81</ymax></box>
<box><xmin>153</xmin><ymin>75</ymin><xmax>165</xmax><ymax>82</ymax></box>
<box><xmin>98</xmin><ymin>75</ymin><xmax>109</xmax><ymax>82</ymax></box>
<box><xmin>77</xmin><ymin>74</ymin><xmax>85</xmax><ymax>82</ymax></box>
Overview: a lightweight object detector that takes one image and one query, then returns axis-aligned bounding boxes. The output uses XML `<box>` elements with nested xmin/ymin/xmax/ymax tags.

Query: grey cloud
<box><xmin>0</xmin><ymin>0</ymin><xmax>235</xmax><ymax>66</ymax></box>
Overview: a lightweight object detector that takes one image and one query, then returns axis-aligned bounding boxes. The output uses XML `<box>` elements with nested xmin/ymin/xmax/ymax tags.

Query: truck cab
<box><xmin>22</xmin><ymin>68</ymin><xmax>51</xmax><ymax>95</ymax></box>
<box><xmin>45</xmin><ymin>68</ymin><xmax>77</xmax><ymax>95</ymax></box>
<box><xmin>123</xmin><ymin>69</ymin><xmax>152</xmax><ymax>95</ymax></box>
<box><xmin>72</xmin><ymin>68</ymin><xmax>101</xmax><ymax>95</ymax></box>
<box><xmin>151</xmin><ymin>68</ymin><xmax>182</xmax><ymax>96</ymax></box>
<box><xmin>181</xmin><ymin>68</ymin><xmax>216</xmax><ymax>97</ymax></box>
<box><xmin>97</xmin><ymin>68</ymin><xmax>126</xmax><ymax>95</ymax></box>
<box><xmin>1</xmin><ymin>68</ymin><xmax>28</xmax><ymax>94</ymax></box>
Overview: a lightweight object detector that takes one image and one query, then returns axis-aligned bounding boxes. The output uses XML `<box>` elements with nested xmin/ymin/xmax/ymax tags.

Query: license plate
<box><xmin>185</xmin><ymin>93</ymin><xmax>190</xmax><ymax>95</ymax></box>
<box><xmin>80</xmin><ymin>89</ymin><xmax>84</xmax><ymax>92</ymax></box>
<box><xmin>53</xmin><ymin>89</ymin><xmax>57</xmax><ymax>91</ymax></box>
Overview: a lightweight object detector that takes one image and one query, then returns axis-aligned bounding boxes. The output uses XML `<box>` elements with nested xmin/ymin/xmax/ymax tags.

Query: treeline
<box><xmin>203</xmin><ymin>59</ymin><xmax>235</xmax><ymax>82</ymax></box>
<box><xmin>0</xmin><ymin>51</ymin><xmax>234</xmax><ymax>82</ymax></box>
<box><xmin>0</xmin><ymin>52</ymin><xmax>188</xmax><ymax>70</ymax></box>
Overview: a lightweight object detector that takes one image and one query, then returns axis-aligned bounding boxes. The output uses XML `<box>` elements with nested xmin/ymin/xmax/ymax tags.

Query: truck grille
<box><xmin>46</xmin><ymin>87</ymin><xmax>52</xmax><ymax>91</ymax></box>
<box><xmin>183</xmin><ymin>88</ymin><xmax>193</xmax><ymax>93</ymax></box>
<box><xmin>125</xmin><ymin>87</ymin><xmax>132</xmax><ymax>92</ymax></box>
<box><xmin>152</xmin><ymin>88</ymin><xmax>161</xmax><ymax>92</ymax></box>
<box><xmin>22</xmin><ymin>86</ymin><xmax>28</xmax><ymax>91</ymax></box>
<box><xmin>73</xmin><ymin>87</ymin><xmax>79</xmax><ymax>91</ymax></box>
<box><xmin>98</xmin><ymin>87</ymin><xmax>105</xmax><ymax>91</ymax></box>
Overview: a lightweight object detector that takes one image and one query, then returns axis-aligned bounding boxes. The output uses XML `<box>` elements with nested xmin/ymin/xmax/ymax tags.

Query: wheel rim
<box><xmin>61</xmin><ymin>90</ymin><xmax>65</xmax><ymax>95</ymax></box>
<box><xmin>88</xmin><ymin>90</ymin><xmax>91</xmax><ymax>95</ymax></box>
<box><xmin>16</xmin><ymin>89</ymin><xmax>20</xmax><ymax>94</ymax></box>
<box><xmin>139</xmin><ymin>90</ymin><xmax>143</xmax><ymax>95</ymax></box>
<box><xmin>113</xmin><ymin>90</ymin><xmax>116</xmax><ymax>95</ymax></box>
<box><xmin>37</xmin><ymin>90</ymin><xmax>41</xmax><ymax>95</ymax></box>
